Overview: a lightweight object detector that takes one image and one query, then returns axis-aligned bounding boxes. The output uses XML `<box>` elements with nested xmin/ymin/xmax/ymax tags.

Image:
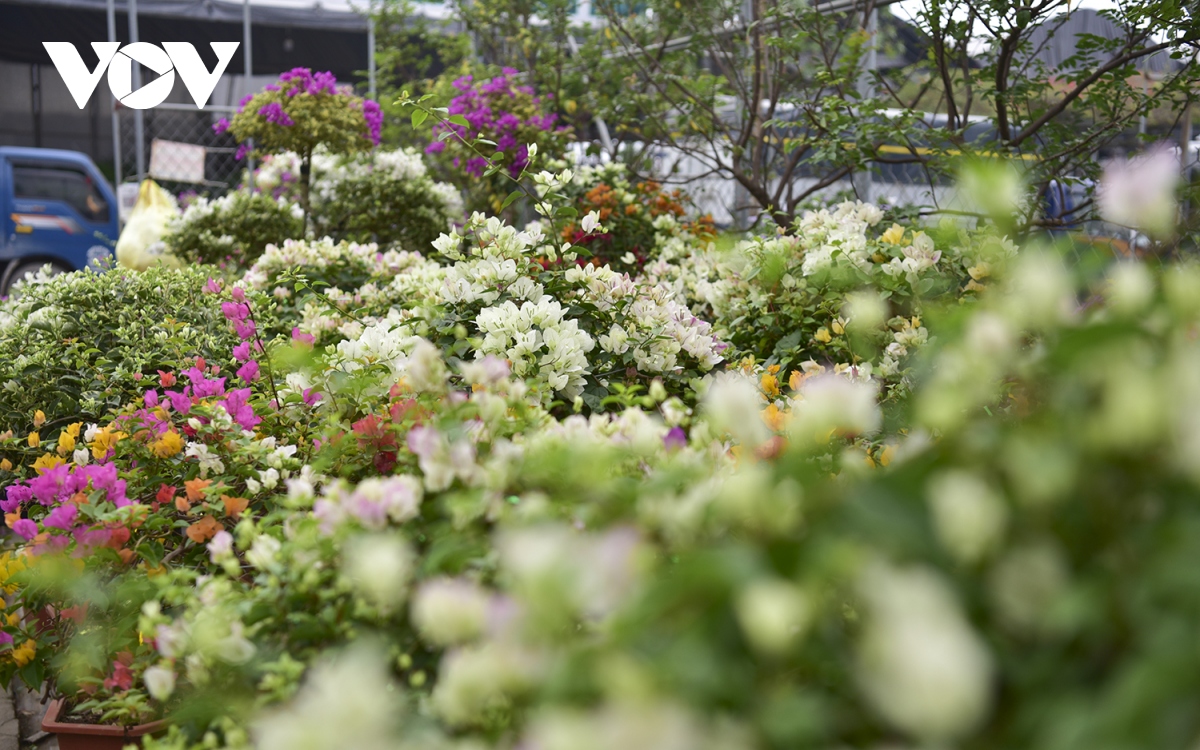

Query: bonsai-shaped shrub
<box><xmin>217</xmin><ymin>68</ymin><xmax>383</xmax><ymax>220</ymax></box>
<box><xmin>163</xmin><ymin>192</ymin><xmax>304</xmax><ymax>268</ymax></box>
<box><xmin>254</xmin><ymin>148</ymin><xmax>463</xmax><ymax>252</ymax></box>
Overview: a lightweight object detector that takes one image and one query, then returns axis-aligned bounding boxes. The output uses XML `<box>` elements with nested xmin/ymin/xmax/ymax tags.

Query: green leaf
<box><xmin>411</xmin><ymin>109</ymin><xmax>429</xmax><ymax>128</ymax></box>
<box><xmin>448</xmin><ymin>114</ymin><xmax>471</xmax><ymax>128</ymax></box>
<box><xmin>501</xmin><ymin>190</ymin><xmax>523</xmax><ymax>210</ymax></box>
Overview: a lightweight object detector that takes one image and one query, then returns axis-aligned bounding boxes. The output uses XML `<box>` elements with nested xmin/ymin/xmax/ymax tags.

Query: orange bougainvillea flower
<box><xmin>221</xmin><ymin>495</ymin><xmax>249</xmax><ymax>518</ymax></box>
<box><xmin>185</xmin><ymin>478</ymin><xmax>212</xmax><ymax>503</ymax></box>
<box><xmin>175</xmin><ymin>495</ymin><xmax>191</xmax><ymax>513</ymax></box>
<box><xmin>186</xmin><ymin>516</ymin><xmax>223</xmax><ymax>543</ymax></box>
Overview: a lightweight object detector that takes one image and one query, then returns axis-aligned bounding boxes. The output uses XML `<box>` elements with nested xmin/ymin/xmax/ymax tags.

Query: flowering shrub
<box><xmin>0</xmin><ymin>266</ymin><xmax>246</xmax><ymax>440</ymax></box>
<box><xmin>430</xmin><ymin>211</ymin><xmax>725</xmax><ymax>407</ymax></box>
<box><xmin>220</xmin><ymin>68</ymin><xmax>383</xmax><ymax>218</ymax></box>
<box><xmin>20</xmin><ymin>180</ymin><xmax>1200</xmax><ymax>750</ymax></box>
<box><xmin>555</xmin><ymin>162</ymin><xmax>716</xmax><ymax>273</ymax></box>
<box><xmin>166</xmin><ymin>147</ymin><xmax>461</xmax><ymax>272</ymax></box>
<box><xmin>238</xmin><ymin>237</ymin><xmax>445</xmax><ymax>345</ymax></box>
<box><xmin>257</xmin><ymin>147</ymin><xmax>463</xmax><ymax>251</ymax></box>
<box><xmin>426</xmin><ymin>69</ymin><xmax>568</xmax><ymax>181</ymax></box>
<box><xmin>647</xmin><ymin>201</ymin><xmax>1005</xmax><ymax>398</ymax></box>
<box><xmin>118</xmin><ymin>249</ymin><xmax>1200</xmax><ymax>750</ymax></box>
<box><xmin>164</xmin><ymin>192</ymin><xmax>304</xmax><ymax>268</ymax></box>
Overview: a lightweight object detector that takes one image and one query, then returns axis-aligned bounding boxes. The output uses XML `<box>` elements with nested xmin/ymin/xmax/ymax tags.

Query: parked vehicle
<box><xmin>0</xmin><ymin>147</ymin><xmax>119</xmax><ymax>295</ymax></box>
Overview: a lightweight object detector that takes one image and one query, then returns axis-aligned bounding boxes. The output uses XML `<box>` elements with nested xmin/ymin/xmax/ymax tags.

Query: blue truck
<box><xmin>0</xmin><ymin>147</ymin><xmax>119</xmax><ymax>295</ymax></box>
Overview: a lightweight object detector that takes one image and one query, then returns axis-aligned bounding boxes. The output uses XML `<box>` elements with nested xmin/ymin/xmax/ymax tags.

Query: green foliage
<box><xmin>164</xmin><ymin>193</ymin><xmax>305</xmax><ymax>269</ymax></box>
<box><xmin>0</xmin><ymin>266</ymin><xmax>243</xmax><ymax>433</ymax></box>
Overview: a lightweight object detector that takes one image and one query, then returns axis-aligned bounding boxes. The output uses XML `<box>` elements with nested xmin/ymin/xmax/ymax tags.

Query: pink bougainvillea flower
<box><xmin>234</xmin><ymin>320</ymin><xmax>257</xmax><ymax>340</ymax></box>
<box><xmin>43</xmin><ymin>503</ymin><xmax>78</xmax><ymax>531</ymax></box>
<box><xmin>237</xmin><ymin>360</ymin><xmax>260</xmax><ymax>384</ymax></box>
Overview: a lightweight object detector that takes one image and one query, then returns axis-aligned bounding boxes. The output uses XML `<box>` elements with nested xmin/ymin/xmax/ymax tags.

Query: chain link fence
<box><xmin>115</xmin><ymin>104</ymin><xmax>244</xmax><ymax>203</ymax></box>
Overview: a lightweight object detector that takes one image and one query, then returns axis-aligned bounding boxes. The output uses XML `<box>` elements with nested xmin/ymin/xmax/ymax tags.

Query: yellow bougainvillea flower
<box><xmin>11</xmin><ymin>640</ymin><xmax>36</xmax><ymax>667</ymax></box>
<box><xmin>56</xmin><ymin>432</ymin><xmax>76</xmax><ymax>456</ymax></box>
<box><xmin>150</xmin><ymin>431</ymin><xmax>184</xmax><ymax>459</ymax></box>
<box><xmin>832</xmin><ymin>318</ymin><xmax>847</xmax><ymax>335</ymax></box>
<box><xmin>878</xmin><ymin>444</ymin><xmax>896</xmax><ymax>467</ymax></box>
<box><xmin>881</xmin><ymin>224</ymin><xmax>906</xmax><ymax>245</ymax></box>
<box><xmin>32</xmin><ymin>411</ymin><xmax>45</xmax><ymax>429</ymax></box>
<box><xmin>64</xmin><ymin>423</ymin><xmax>82</xmax><ymax>439</ymax></box>
<box><xmin>814</xmin><ymin>328</ymin><xmax>832</xmax><ymax>344</ymax></box>
<box><xmin>26</xmin><ymin>433</ymin><xmax>39</xmax><ymax>449</ymax></box>
<box><xmin>760</xmin><ymin>372</ymin><xmax>780</xmax><ymax>398</ymax></box>
<box><xmin>90</xmin><ymin>425</ymin><xmax>127</xmax><ymax>460</ymax></box>
<box><xmin>0</xmin><ymin>554</ymin><xmax>26</xmax><ymax>596</ymax></box>
<box><xmin>32</xmin><ymin>454</ymin><xmax>65</xmax><ymax>474</ymax></box>
<box><xmin>762</xmin><ymin>403</ymin><xmax>787</xmax><ymax>432</ymax></box>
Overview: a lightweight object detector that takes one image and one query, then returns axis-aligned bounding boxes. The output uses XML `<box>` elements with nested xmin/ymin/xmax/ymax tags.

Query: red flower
<box><xmin>103</xmin><ymin>660</ymin><xmax>133</xmax><ymax>692</ymax></box>
<box><xmin>158</xmin><ymin>371</ymin><xmax>177</xmax><ymax>388</ymax></box>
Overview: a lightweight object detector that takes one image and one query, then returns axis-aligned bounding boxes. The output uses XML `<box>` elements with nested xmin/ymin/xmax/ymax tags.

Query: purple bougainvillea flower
<box><xmin>258</xmin><ymin>102</ymin><xmax>295</xmax><ymax>127</ymax></box>
<box><xmin>664</xmin><ymin>427</ymin><xmax>688</xmax><ymax>451</ymax></box>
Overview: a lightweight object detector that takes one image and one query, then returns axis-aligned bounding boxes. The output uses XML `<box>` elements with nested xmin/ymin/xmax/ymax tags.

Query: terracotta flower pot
<box><xmin>41</xmin><ymin>699</ymin><xmax>166</xmax><ymax>750</ymax></box>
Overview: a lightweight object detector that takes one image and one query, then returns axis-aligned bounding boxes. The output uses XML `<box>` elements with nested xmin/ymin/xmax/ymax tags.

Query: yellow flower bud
<box><xmin>26</xmin><ymin>433</ymin><xmax>39</xmax><ymax>448</ymax></box>
<box><xmin>814</xmin><ymin>328</ymin><xmax>832</xmax><ymax>344</ymax></box>
<box><xmin>32</xmin><ymin>411</ymin><xmax>45</xmax><ymax>429</ymax></box>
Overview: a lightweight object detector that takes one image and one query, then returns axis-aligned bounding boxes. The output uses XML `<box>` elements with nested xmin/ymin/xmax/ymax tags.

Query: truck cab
<box><xmin>0</xmin><ymin>147</ymin><xmax>119</xmax><ymax>295</ymax></box>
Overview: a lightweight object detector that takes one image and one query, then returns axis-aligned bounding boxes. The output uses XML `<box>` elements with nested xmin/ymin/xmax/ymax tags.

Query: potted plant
<box><xmin>0</xmin><ymin>281</ymin><xmax>306</xmax><ymax>746</ymax></box>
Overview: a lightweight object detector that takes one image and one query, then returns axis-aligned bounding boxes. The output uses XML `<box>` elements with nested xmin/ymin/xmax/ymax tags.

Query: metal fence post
<box><xmin>368</xmin><ymin>14</ymin><xmax>376</xmax><ymax>99</ymax></box>
<box><xmin>107</xmin><ymin>0</ymin><xmax>121</xmax><ymax>186</ymax></box>
<box><xmin>243</xmin><ymin>0</ymin><xmax>255</xmax><ymax>188</ymax></box>
<box><xmin>129</xmin><ymin>0</ymin><xmax>145</xmax><ymax>181</ymax></box>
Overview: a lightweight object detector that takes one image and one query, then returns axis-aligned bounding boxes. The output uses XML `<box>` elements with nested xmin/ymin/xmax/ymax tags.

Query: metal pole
<box><xmin>129</xmin><ymin>0</ymin><xmax>144</xmax><ymax>181</ymax></box>
<box><xmin>854</xmin><ymin>6</ymin><xmax>877</xmax><ymax>204</ymax></box>
<box><xmin>244</xmin><ymin>0</ymin><xmax>255</xmax><ymax>185</ymax></box>
<box><xmin>368</xmin><ymin>14</ymin><xmax>376</xmax><ymax>99</ymax></box>
<box><xmin>565</xmin><ymin>33</ymin><xmax>613</xmax><ymax>154</ymax></box>
<box><xmin>106</xmin><ymin>0</ymin><xmax>122</xmax><ymax>188</ymax></box>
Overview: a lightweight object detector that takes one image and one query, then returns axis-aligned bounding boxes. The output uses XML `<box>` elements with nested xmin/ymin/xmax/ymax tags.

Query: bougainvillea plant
<box><xmin>423</xmin><ymin>68</ymin><xmax>571</xmax><ymax>212</ymax></box>
<box><xmin>217</xmin><ymin>68</ymin><xmax>383</xmax><ymax>221</ymax></box>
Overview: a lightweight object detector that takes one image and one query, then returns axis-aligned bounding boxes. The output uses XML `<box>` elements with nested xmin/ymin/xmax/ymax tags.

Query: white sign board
<box><xmin>117</xmin><ymin>182</ymin><xmax>141</xmax><ymax>224</ymax></box>
<box><xmin>149</xmin><ymin>139</ymin><xmax>207</xmax><ymax>184</ymax></box>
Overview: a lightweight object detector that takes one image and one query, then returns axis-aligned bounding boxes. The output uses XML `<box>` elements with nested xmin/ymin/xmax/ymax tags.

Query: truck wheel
<box><xmin>1</xmin><ymin>261</ymin><xmax>70</xmax><ymax>298</ymax></box>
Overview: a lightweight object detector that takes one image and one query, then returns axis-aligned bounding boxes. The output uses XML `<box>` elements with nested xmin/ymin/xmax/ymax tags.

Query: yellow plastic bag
<box><xmin>115</xmin><ymin>180</ymin><xmax>183</xmax><ymax>270</ymax></box>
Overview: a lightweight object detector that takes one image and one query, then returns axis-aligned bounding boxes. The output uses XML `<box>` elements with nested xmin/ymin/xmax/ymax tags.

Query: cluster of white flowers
<box><xmin>475</xmin><ymin>298</ymin><xmax>595</xmax><ymax>400</ymax></box>
<box><xmin>565</xmin><ymin>263</ymin><xmax>725</xmax><ymax>374</ymax></box>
